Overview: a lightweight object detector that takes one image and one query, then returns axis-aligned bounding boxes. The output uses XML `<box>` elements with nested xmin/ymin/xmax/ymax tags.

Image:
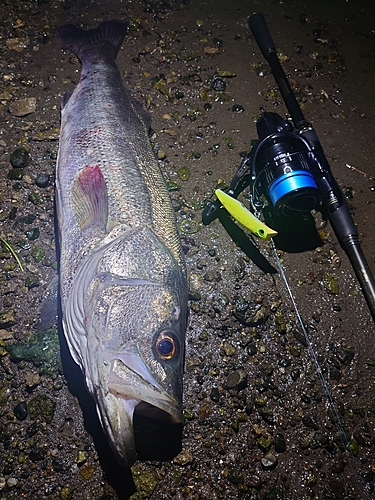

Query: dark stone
<box><xmin>210</xmin><ymin>386</ymin><xmax>220</xmax><ymax>403</ymax></box>
<box><xmin>226</xmin><ymin>370</ymin><xmax>247</xmax><ymax>390</ymax></box>
<box><xmin>10</xmin><ymin>147</ymin><xmax>31</xmax><ymax>168</ymax></box>
<box><xmin>14</xmin><ymin>401</ymin><xmax>28</xmax><ymax>421</ymax></box>
<box><xmin>232</xmin><ymin>104</ymin><xmax>244</xmax><ymax>113</ymax></box>
<box><xmin>25</xmin><ymin>228</ymin><xmax>40</xmax><ymax>241</ymax></box>
<box><xmin>275</xmin><ymin>433</ymin><xmax>286</xmax><ymax>453</ymax></box>
<box><xmin>35</xmin><ymin>173</ymin><xmax>50</xmax><ymax>188</ymax></box>
<box><xmin>8</xmin><ymin>168</ymin><xmax>23</xmax><ymax>180</ymax></box>
<box><xmin>211</xmin><ymin>78</ymin><xmax>226</xmax><ymax>92</ymax></box>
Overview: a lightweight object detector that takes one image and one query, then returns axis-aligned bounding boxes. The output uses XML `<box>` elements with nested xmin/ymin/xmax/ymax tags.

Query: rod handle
<box><xmin>249</xmin><ymin>12</ymin><xmax>276</xmax><ymax>58</ymax></box>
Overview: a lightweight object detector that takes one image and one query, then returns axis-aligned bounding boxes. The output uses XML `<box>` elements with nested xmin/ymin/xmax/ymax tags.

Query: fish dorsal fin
<box><xmin>72</xmin><ymin>165</ymin><xmax>108</xmax><ymax>231</ymax></box>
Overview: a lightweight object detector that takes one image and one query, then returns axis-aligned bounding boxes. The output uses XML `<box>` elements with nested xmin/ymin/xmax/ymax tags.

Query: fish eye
<box><xmin>155</xmin><ymin>330</ymin><xmax>178</xmax><ymax>361</ymax></box>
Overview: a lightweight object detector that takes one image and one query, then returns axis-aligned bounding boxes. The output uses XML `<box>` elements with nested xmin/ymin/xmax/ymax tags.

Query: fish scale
<box><xmin>56</xmin><ymin>20</ymin><xmax>187</xmax><ymax>467</ymax></box>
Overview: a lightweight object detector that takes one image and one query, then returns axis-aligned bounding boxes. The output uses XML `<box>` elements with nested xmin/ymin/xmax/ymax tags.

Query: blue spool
<box><xmin>269</xmin><ymin>170</ymin><xmax>318</xmax><ymax>207</ymax></box>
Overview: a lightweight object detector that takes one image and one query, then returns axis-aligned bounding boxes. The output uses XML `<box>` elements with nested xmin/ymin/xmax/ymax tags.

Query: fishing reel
<box><xmin>202</xmin><ymin>111</ymin><xmax>322</xmax><ymax>237</ymax></box>
<box><xmin>251</xmin><ymin>112</ymin><xmax>320</xmax><ymax>217</ymax></box>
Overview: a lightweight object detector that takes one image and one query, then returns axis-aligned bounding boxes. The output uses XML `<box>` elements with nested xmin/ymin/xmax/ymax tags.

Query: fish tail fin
<box><xmin>56</xmin><ymin>20</ymin><xmax>127</xmax><ymax>60</ymax></box>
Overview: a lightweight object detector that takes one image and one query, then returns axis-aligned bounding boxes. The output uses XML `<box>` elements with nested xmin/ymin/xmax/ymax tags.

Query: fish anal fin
<box><xmin>61</xmin><ymin>92</ymin><xmax>73</xmax><ymax>110</ymax></box>
<box><xmin>72</xmin><ymin>165</ymin><xmax>108</xmax><ymax>231</ymax></box>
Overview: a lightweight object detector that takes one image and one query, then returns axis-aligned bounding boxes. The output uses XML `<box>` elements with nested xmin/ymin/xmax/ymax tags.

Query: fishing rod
<box><xmin>203</xmin><ymin>13</ymin><xmax>375</xmax><ymax>322</ymax></box>
<box><xmin>249</xmin><ymin>12</ymin><xmax>375</xmax><ymax>321</ymax></box>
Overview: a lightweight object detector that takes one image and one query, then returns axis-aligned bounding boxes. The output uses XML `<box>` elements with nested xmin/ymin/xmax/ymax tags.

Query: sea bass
<box><xmin>55</xmin><ymin>20</ymin><xmax>188</xmax><ymax>467</ymax></box>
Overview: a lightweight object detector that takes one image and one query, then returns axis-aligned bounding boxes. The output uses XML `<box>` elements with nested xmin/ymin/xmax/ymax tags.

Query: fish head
<box><xmin>84</xmin><ymin>276</ymin><xmax>187</xmax><ymax>467</ymax></box>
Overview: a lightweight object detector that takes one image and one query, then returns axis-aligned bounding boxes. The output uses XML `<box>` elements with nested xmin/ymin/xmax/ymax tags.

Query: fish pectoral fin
<box><xmin>72</xmin><ymin>165</ymin><xmax>108</xmax><ymax>231</ymax></box>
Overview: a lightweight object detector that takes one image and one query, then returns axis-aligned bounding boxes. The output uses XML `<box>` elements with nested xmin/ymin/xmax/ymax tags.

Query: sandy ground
<box><xmin>1</xmin><ymin>0</ymin><xmax>375</xmax><ymax>499</ymax></box>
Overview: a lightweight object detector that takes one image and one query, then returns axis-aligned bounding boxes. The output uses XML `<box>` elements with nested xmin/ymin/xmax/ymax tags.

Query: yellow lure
<box><xmin>215</xmin><ymin>189</ymin><xmax>278</xmax><ymax>240</ymax></box>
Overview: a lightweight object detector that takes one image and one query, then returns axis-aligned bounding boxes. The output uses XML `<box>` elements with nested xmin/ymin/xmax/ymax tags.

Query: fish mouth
<box><xmin>108</xmin><ymin>351</ymin><xmax>182</xmax><ymax>422</ymax></box>
<box><xmin>96</xmin><ymin>348</ymin><xmax>182</xmax><ymax>466</ymax></box>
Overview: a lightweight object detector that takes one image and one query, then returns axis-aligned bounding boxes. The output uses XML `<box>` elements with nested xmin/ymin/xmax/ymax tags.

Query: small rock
<box><xmin>131</xmin><ymin>466</ymin><xmax>158</xmax><ymax>497</ymax></box>
<box><xmin>79</xmin><ymin>466</ymin><xmax>95</xmax><ymax>480</ymax></box>
<box><xmin>28</xmin><ymin>394</ymin><xmax>56</xmax><ymax>423</ymax></box>
<box><xmin>77</xmin><ymin>450</ymin><xmax>88</xmax><ymax>465</ymax></box>
<box><xmin>31</xmin><ymin>247</ymin><xmax>45</xmax><ymax>263</ymax></box>
<box><xmin>14</xmin><ymin>401</ymin><xmax>28</xmax><ymax>421</ymax></box>
<box><xmin>173</xmin><ymin>449</ymin><xmax>194</xmax><ymax>466</ymax></box>
<box><xmin>10</xmin><ymin>147</ymin><xmax>31</xmax><ymax>168</ymax></box>
<box><xmin>275</xmin><ymin>433</ymin><xmax>286</xmax><ymax>453</ymax></box>
<box><xmin>25</xmin><ymin>228</ymin><xmax>40</xmax><ymax>241</ymax></box>
<box><xmin>9</xmin><ymin>97</ymin><xmax>36</xmax><ymax>116</ymax></box>
<box><xmin>323</xmin><ymin>273</ymin><xmax>339</xmax><ymax>294</ymax></box>
<box><xmin>0</xmin><ymin>329</ymin><xmax>13</xmax><ymax>340</ymax></box>
<box><xmin>25</xmin><ymin>275</ymin><xmax>40</xmax><ymax>289</ymax></box>
<box><xmin>211</xmin><ymin>78</ymin><xmax>226</xmax><ymax>91</ymax></box>
<box><xmin>7</xmin><ymin>168</ymin><xmax>23</xmax><ymax>180</ymax></box>
<box><xmin>226</xmin><ymin>370</ymin><xmax>247</xmax><ymax>390</ymax></box>
<box><xmin>59</xmin><ymin>486</ymin><xmax>73</xmax><ymax>500</ymax></box>
<box><xmin>0</xmin><ymin>310</ymin><xmax>16</xmax><ymax>328</ymax></box>
<box><xmin>248</xmin><ymin>474</ymin><xmax>262</xmax><ymax>489</ymax></box>
<box><xmin>210</xmin><ymin>386</ymin><xmax>220</xmax><ymax>403</ymax></box>
<box><xmin>35</xmin><ymin>173</ymin><xmax>50</xmax><ymax>188</ymax></box>
<box><xmin>25</xmin><ymin>371</ymin><xmax>41</xmax><ymax>388</ymax></box>
<box><xmin>261</xmin><ymin>452</ymin><xmax>278</xmax><ymax>470</ymax></box>
<box><xmin>33</xmin><ymin>127</ymin><xmax>60</xmax><ymax>141</ymax></box>
<box><xmin>6</xmin><ymin>477</ymin><xmax>18</xmax><ymax>488</ymax></box>
<box><xmin>28</xmin><ymin>191</ymin><xmax>41</xmax><ymax>205</ymax></box>
<box><xmin>232</xmin><ymin>104</ymin><xmax>244</xmax><ymax>113</ymax></box>
<box><xmin>6</xmin><ymin>37</ymin><xmax>30</xmax><ymax>52</ymax></box>
<box><xmin>257</xmin><ymin>436</ymin><xmax>271</xmax><ymax>452</ymax></box>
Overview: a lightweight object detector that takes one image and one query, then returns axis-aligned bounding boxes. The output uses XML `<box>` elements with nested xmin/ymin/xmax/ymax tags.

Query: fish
<box><xmin>55</xmin><ymin>20</ymin><xmax>188</xmax><ymax>467</ymax></box>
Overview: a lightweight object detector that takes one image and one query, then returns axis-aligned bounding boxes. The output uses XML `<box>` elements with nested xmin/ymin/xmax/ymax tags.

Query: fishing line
<box><xmin>269</xmin><ymin>238</ymin><xmax>371</xmax><ymax>498</ymax></box>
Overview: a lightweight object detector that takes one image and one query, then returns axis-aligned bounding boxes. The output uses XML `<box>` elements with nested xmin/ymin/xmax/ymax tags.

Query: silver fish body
<box><xmin>55</xmin><ymin>21</ymin><xmax>188</xmax><ymax>466</ymax></box>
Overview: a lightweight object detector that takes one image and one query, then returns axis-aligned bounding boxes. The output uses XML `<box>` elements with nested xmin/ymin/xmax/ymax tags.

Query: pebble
<box><xmin>0</xmin><ymin>328</ymin><xmax>13</xmax><ymax>340</ymax></box>
<box><xmin>8</xmin><ymin>168</ymin><xmax>23</xmax><ymax>180</ymax></box>
<box><xmin>9</xmin><ymin>97</ymin><xmax>36</xmax><ymax>116</ymax></box>
<box><xmin>14</xmin><ymin>401</ymin><xmax>28</xmax><ymax>420</ymax></box>
<box><xmin>28</xmin><ymin>394</ymin><xmax>56</xmax><ymax>423</ymax></box>
<box><xmin>226</xmin><ymin>369</ymin><xmax>247</xmax><ymax>390</ymax></box>
<box><xmin>232</xmin><ymin>104</ymin><xmax>244</xmax><ymax>113</ymax></box>
<box><xmin>323</xmin><ymin>273</ymin><xmax>339</xmax><ymax>294</ymax></box>
<box><xmin>0</xmin><ymin>476</ymin><xmax>5</xmax><ymax>490</ymax></box>
<box><xmin>261</xmin><ymin>452</ymin><xmax>278</xmax><ymax>470</ymax></box>
<box><xmin>59</xmin><ymin>486</ymin><xmax>73</xmax><ymax>500</ymax></box>
<box><xmin>77</xmin><ymin>450</ymin><xmax>88</xmax><ymax>465</ymax></box>
<box><xmin>275</xmin><ymin>433</ymin><xmax>286</xmax><ymax>453</ymax></box>
<box><xmin>10</xmin><ymin>147</ymin><xmax>31</xmax><ymax>168</ymax></box>
<box><xmin>25</xmin><ymin>227</ymin><xmax>40</xmax><ymax>241</ymax></box>
<box><xmin>0</xmin><ymin>310</ymin><xmax>16</xmax><ymax>328</ymax></box>
<box><xmin>211</xmin><ymin>78</ymin><xmax>226</xmax><ymax>91</ymax></box>
<box><xmin>6</xmin><ymin>477</ymin><xmax>18</xmax><ymax>488</ymax></box>
<box><xmin>79</xmin><ymin>466</ymin><xmax>95</xmax><ymax>479</ymax></box>
<box><xmin>6</xmin><ymin>35</ymin><xmax>30</xmax><ymax>50</ymax></box>
<box><xmin>25</xmin><ymin>275</ymin><xmax>40</xmax><ymax>289</ymax></box>
<box><xmin>31</xmin><ymin>247</ymin><xmax>45</xmax><ymax>262</ymax></box>
<box><xmin>35</xmin><ymin>173</ymin><xmax>50</xmax><ymax>187</ymax></box>
<box><xmin>173</xmin><ymin>449</ymin><xmax>194</xmax><ymax>466</ymax></box>
<box><xmin>28</xmin><ymin>191</ymin><xmax>41</xmax><ymax>205</ymax></box>
<box><xmin>25</xmin><ymin>371</ymin><xmax>41</xmax><ymax>387</ymax></box>
<box><xmin>177</xmin><ymin>166</ymin><xmax>190</xmax><ymax>181</ymax></box>
<box><xmin>33</xmin><ymin>127</ymin><xmax>60</xmax><ymax>141</ymax></box>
